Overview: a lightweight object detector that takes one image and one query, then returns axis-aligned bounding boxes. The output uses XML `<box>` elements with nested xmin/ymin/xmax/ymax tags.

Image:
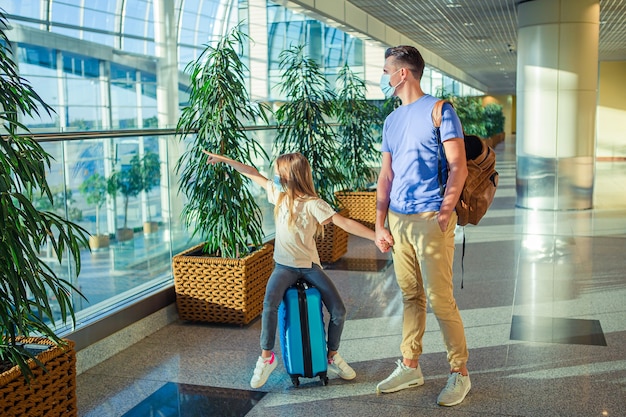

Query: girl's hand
<box><xmin>202</xmin><ymin>150</ymin><xmax>221</xmax><ymax>165</ymax></box>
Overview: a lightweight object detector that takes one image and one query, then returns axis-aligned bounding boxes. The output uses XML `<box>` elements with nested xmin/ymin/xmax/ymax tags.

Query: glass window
<box><xmin>422</xmin><ymin>67</ymin><xmax>432</xmax><ymax>95</ymax></box>
<box><xmin>267</xmin><ymin>2</ymin><xmax>364</xmax><ymax>99</ymax></box>
<box><xmin>179</xmin><ymin>46</ymin><xmax>197</xmax><ymax>72</ymax></box>
<box><xmin>64</xmin><ymin>77</ymin><xmax>101</xmax><ymax>107</ymax></box>
<box><xmin>17</xmin><ymin>44</ymin><xmax>59</xmax><ymax>129</ymax></box>
<box><xmin>66</xmin><ymin>106</ymin><xmax>104</xmax><ymax>130</ymax></box>
<box><xmin>2</xmin><ymin>0</ymin><xmax>42</xmax><ymax>20</ymax></box>
<box><xmin>62</xmin><ymin>52</ymin><xmax>100</xmax><ymax>78</ymax></box>
<box><xmin>179</xmin><ymin>27</ymin><xmax>198</xmax><ymax>47</ymax></box>
<box><xmin>19</xmin><ymin>43</ymin><xmax>56</xmax><ymax>69</ymax></box>
<box><xmin>51</xmin><ymin>0</ymin><xmax>82</xmax><ymax>28</ymax></box>
<box><xmin>122</xmin><ymin>0</ymin><xmax>154</xmax><ymax>55</ymax></box>
<box><xmin>324</xmin><ymin>27</ymin><xmax>343</xmax><ymax>68</ymax></box>
<box><xmin>84</xmin><ymin>0</ymin><xmax>117</xmax><ymax>24</ymax></box>
<box><xmin>38</xmin><ymin>135</ymin><xmax>180</xmax><ymax>322</ymax></box>
<box><xmin>124</xmin><ymin>0</ymin><xmax>150</xmax><ymax>22</ymax></box>
<box><xmin>123</xmin><ymin>16</ymin><xmax>149</xmax><ymax>38</ymax></box>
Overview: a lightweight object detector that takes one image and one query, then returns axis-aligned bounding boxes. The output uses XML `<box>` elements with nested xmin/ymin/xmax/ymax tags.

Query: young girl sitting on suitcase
<box><xmin>203</xmin><ymin>151</ymin><xmax>390</xmax><ymax>388</ymax></box>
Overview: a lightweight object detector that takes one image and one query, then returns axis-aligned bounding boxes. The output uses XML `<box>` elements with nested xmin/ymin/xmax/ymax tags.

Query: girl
<box><xmin>203</xmin><ymin>151</ymin><xmax>389</xmax><ymax>388</ymax></box>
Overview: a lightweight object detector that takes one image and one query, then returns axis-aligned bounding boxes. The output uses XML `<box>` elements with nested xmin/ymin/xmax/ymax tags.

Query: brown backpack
<box><xmin>432</xmin><ymin>100</ymin><xmax>499</xmax><ymax>226</ymax></box>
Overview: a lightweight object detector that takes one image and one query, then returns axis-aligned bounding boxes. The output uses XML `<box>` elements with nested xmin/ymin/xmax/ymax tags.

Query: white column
<box><xmin>516</xmin><ymin>0</ymin><xmax>599</xmax><ymax>210</ymax></box>
<box><xmin>153</xmin><ymin>0</ymin><xmax>179</xmax><ymax>128</ymax></box>
<box><xmin>153</xmin><ymin>0</ymin><xmax>180</xmax><ymax>235</ymax></box>
<box><xmin>248</xmin><ymin>0</ymin><xmax>269</xmax><ymax>102</ymax></box>
<box><xmin>364</xmin><ymin>41</ymin><xmax>385</xmax><ymax>100</ymax></box>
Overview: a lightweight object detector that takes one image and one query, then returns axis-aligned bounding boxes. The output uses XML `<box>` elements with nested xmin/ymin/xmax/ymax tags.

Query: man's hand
<box><xmin>375</xmin><ymin>227</ymin><xmax>394</xmax><ymax>253</ymax></box>
<box><xmin>437</xmin><ymin>210</ymin><xmax>451</xmax><ymax>232</ymax></box>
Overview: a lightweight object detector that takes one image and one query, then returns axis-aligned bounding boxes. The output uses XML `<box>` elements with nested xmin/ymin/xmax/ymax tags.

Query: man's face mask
<box><xmin>380</xmin><ymin>68</ymin><xmax>403</xmax><ymax>98</ymax></box>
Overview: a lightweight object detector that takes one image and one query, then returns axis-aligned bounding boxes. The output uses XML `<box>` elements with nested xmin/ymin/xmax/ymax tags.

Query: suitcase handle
<box><xmin>295</xmin><ymin>279</ymin><xmax>313</xmax><ymax>291</ymax></box>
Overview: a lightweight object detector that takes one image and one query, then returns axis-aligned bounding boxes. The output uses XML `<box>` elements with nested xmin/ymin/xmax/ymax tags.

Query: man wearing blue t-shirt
<box><xmin>374</xmin><ymin>45</ymin><xmax>471</xmax><ymax>407</ymax></box>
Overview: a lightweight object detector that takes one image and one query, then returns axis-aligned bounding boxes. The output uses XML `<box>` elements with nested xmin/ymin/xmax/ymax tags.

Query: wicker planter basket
<box><xmin>173</xmin><ymin>243</ymin><xmax>274</xmax><ymax>325</ymax></box>
<box><xmin>335</xmin><ymin>190</ymin><xmax>377</xmax><ymax>230</ymax></box>
<box><xmin>0</xmin><ymin>338</ymin><xmax>77</xmax><ymax>417</ymax></box>
<box><xmin>316</xmin><ymin>208</ymin><xmax>349</xmax><ymax>264</ymax></box>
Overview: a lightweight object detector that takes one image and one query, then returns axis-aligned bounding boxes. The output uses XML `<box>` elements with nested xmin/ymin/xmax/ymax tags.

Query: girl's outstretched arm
<box><xmin>326</xmin><ymin>213</ymin><xmax>392</xmax><ymax>253</ymax></box>
<box><xmin>203</xmin><ymin>150</ymin><xmax>269</xmax><ymax>189</ymax></box>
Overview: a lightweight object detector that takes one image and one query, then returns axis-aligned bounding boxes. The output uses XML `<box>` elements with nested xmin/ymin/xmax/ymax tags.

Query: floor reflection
<box><xmin>510</xmin><ymin>315</ymin><xmax>607</xmax><ymax>346</ymax></box>
<box><xmin>122</xmin><ymin>383</ymin><xmax>266</xmax><ymax>417</ymax></box>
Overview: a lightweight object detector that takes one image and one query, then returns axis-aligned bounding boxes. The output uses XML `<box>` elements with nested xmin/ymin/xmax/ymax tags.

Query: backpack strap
<box><xmin>433</xmin><ymin>99</ymin><xmax>466</xmax><ymax>289</ymax></box>
<box><xmin>432</xmin><ymin>99</ymin><xmax>450</xmax><ymax>197</ymax></box>
<box><xmin>431</xmin><ymin>99</ymin><xmax>447</xmax><ymax>128</ymax></box>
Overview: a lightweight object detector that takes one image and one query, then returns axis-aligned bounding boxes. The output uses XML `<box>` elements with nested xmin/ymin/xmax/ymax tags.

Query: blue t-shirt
<box><xmin>381</xmin><ymin>95</ymin><xmax>464</xmax><ymax>214</ymax></box>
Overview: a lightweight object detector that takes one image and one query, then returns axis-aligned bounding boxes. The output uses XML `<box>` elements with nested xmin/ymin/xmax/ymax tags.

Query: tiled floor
<box><xmin>77</xmin><ymin>137</ymin><xmax>626</xmax><ymax>417</ymax></box>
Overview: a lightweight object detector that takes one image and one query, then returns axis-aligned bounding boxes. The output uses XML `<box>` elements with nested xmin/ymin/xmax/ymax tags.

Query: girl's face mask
<box><xmin>380</xmin><ymin>68</ymin><xmax>403</xmax><ymax>98</ymax></box>
<box><xmin>273</xmin><ymin>175</ymin><xmax>285</xmax><ymax>192</ymax></box>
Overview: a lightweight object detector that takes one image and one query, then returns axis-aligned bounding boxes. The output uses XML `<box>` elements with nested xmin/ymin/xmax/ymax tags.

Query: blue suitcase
<box><xmin>278</xmin><ymin>280</ymin><xmax>329</xmax><ymax>387</ymax></box>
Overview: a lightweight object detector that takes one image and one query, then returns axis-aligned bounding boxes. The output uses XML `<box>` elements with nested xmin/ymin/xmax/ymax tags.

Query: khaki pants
<box><xmin>388</xmin><ymin>210</ymin><xmax>469</xmax><ymax>370</ymax></box>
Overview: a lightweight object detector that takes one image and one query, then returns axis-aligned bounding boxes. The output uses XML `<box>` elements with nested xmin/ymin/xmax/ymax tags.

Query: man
<box><xmin>374</xmin><ymin>45</ymin><xmax>471</xmax><ymax>407</ymax></box>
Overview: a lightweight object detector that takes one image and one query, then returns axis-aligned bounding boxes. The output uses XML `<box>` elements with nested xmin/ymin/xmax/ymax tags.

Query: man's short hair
<box><xmin>385</xmin><ymin>45</ymin><xmax>425</xmax><ymax>80</ymax></box>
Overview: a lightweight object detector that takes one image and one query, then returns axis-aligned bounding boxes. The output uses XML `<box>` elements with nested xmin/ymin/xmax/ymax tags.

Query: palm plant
<box><xmin>176</xmin><ymin>24</ymin><xmax>269</xmax><ymax>259</ymax></box>
<box><xmin>484</xmin><ymin>103</ymin><xmax>505</xmax><ymax>137</ymax></box>
<box><xmin>79</xmin><ymin>173</ymin><xmax>108</xmax><ymax>236</ymax></box>
<box><xmin>335</xmin><ymin>63</ymin><xmax>383</xmax><ymax>191</ymax></box>
<box><xmin>108</xmin><ymin>160</ymin><xmax>143</xmax><ymax>230</ymax></box>
<box><xmin>135</xmin><ymin>149</ymin><xmax>160</xmax><ymax>222</ymax></box>
<box><xmin>452</xmin><ymin>95</ymin><xmax>487</xmax><ymax>138</ymax></box>
<box><xmin>274</xmin><ymin>45</ymin><xmax>345</xmax><ymax>206</ymax></box>
<box><xmin>0</xmin><ymin>11</ymin><xmax>89</xmax><ymax>380</ymax></box>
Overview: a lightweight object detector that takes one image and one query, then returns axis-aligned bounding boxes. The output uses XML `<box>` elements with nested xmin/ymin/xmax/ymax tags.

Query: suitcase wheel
<box><xmin>291</xmin><ymin>376</ymin><xmax>300</xmax><ymax>387</ymax></box>
<box><xmin>321</xmin><ymin>375</ymin><xmax>329</xmax><ymax>386</ymax></box>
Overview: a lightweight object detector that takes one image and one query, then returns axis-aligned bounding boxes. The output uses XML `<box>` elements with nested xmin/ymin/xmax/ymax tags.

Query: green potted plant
<box><xmin>484</xmin><ymin>103</ymin><xmax>505</xmax><ymax>146</ymax></box>
<box><xmin>173</xmin><ymin>24</ymin><xmax>274</xmax><ymax>325</ymax></box>
<box><xmin>79</xmin><ymin>173</ymin><xmax>110</xmax><ymax>249</ymax></box>
<box><xmin>0</xmin><ymin>11</ymin><xmax>89</xmax><ymax>416</ymax></box>
<box><xmin>274</xmin><ymin>44</ymin><xmax>348</xmax><ymax>263</ymax></box>
<box><xmin>135</xmin><ymin>150</ymin><xmax>161</xmax><ymax>234</ymax></box>
<box><xmin>107</xmin><ymin>158</ymin><xmax>143</xmax><ymax>242</ymax></box>
<box><xmin>333</xmin><ymin>63</ymin><xmax>384</xmax><ymax>230</ymax></box>
<box><xmin>451</xmin><ymin>96</ymin><xmax>487</xmax><ymax>138</ymax></box>
<box><xmin>30</xmin><ymin>186</ymin><xmax>84</xmax><ymax>257</ymax></box>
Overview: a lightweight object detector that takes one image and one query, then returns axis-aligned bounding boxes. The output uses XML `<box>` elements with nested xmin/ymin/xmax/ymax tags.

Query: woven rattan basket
<box><xmin>335</xmin><ymin>190</ymin><xmax>377</xmax><ymax>230</ymax></box>
<box><xmin>316</xmin><ymin>208</ymin><xmax>349</xmax><ymax>264</ymax></box>
<box><xmin>173</xmin><ymin>243</ymin><xmax>274</xmax><ymax>325</ymax></box>
<box><xmin>0</xmin><ymin>337</ymin><xmax>76</xmax><ymax>417</ymax></box>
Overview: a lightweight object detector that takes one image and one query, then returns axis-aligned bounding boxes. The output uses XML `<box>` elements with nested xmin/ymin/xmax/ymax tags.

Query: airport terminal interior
<box><xmin>76</xmin><ymin>138</ymin><xmax>626</xmax><ymax>416</ymax></box>
<box><xmin>1</xmin><ymin>0</ymin><xmax>625</xmax><ymax>416</ymax></box>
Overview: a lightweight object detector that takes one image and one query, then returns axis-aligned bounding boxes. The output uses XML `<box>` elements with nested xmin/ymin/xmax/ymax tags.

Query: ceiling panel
<box><xmin>348</xmin><ymin>0</ymin><xmax>626</xmax><ymax>94</ymax></box>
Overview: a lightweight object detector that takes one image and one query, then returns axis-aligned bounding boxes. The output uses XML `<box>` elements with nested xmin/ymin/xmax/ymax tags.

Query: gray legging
<box><xmin>260</xmin><ymin>263</ymin><xmax>346</xmax><ymax>353</ymax></box>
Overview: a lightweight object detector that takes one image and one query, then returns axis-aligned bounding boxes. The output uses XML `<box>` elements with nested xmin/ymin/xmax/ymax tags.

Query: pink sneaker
<box><xmin>250</xmin><ymin>352</ymin><xmax>277</xmax><ymax>388</ymax></box>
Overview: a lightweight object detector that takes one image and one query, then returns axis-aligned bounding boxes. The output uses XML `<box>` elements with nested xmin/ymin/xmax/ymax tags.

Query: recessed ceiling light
<box><xmin>446</xmin><ymin>3</ymin><xmax>462</xmax><ymax>8</ymax></box>
<box><xmin>463</xmin><ymin>22</ymin><xmax>474</xmax><ymax>26</ymax></box>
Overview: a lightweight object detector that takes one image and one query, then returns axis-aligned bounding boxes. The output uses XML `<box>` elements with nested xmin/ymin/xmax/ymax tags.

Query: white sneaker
<box><xmin>327</xmin><ymin>352</ymin><xmax>356</xmax><ymax>380</ymax></box>
<box><xmin>376</xmin><ymin>360</ymin><xmax>424</xmax><ymax>394</ymax></box>
<box><xmin>250</xmin><ymin>352</ymin><xmax>278</xmax><ymax>388</ymax></box>
<box><xmin>437</xmin><ymin>372</ymin><xmax>471</xmax><ymax>406</ymax></box>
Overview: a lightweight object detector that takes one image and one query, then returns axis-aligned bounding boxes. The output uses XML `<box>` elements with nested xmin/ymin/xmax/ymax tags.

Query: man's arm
<box><xmin>439</xmin><ymin>138</ymin><xmax>468</xmax><ymax>231</ymax></box>
<box><xmin>375</xmin><ymin>152</ymin><xmax>395</xmax><ymax>250</ymax></box>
